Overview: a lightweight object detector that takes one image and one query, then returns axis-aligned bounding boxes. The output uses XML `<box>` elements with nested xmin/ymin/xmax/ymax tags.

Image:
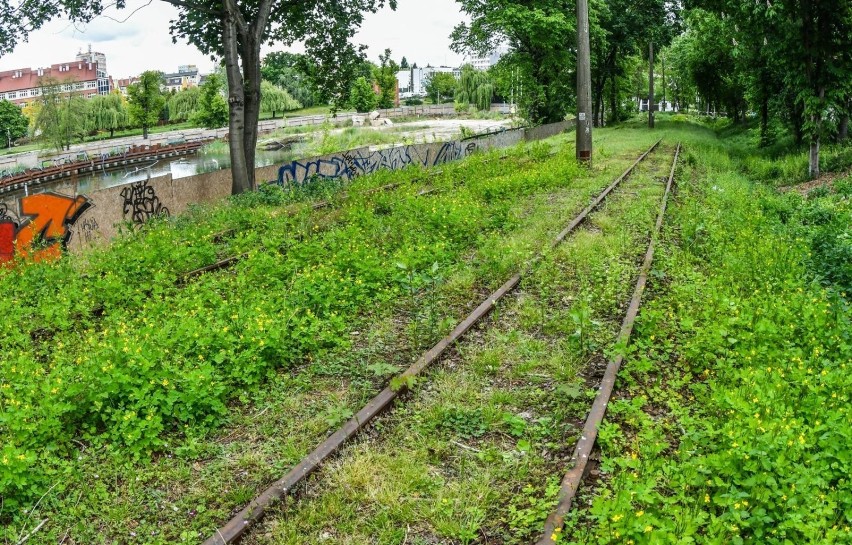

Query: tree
<box><xmin>456</xmin><ymin>64</ymin><xmax>493</xmax><ymax>111</ymax></box>
<box><xmin>679</xmin><ymin>0</ymin><xmax>852</xmax><ymax>176</ymax></box>
<box><xmin>261</xmin><ymin>51</ymin><xmax>320</xmax><ymax>107</ymax></box>
<box><xmin>584</xmin><ymin>0</ymin><xmax>677</xmax><ymax>126</ymax></box>
<box><xmin>1</xmin><ymin>0</ymin><xmax>397</xmax><ymax>196</ymax></box>
<box><xmin>191</xmin><ymin>73</ymin><xmax>229</xmax><ymax>129</ymax></box>
<box><xmin>0</xmin><ymin>100</ymin><xmax>29</xmax><ymax>148</ymax></box>
<box><xmin>349</xmin><ymin>76</ymin><xmax>377</xmax><ymax>113</ymax></box>
<box><xmin>400</xmin><ymin>56</ymin><xmax>409</xmax><ymax>69</ymax></box>
<box><xmin>127</xmin><ymin>71</ymin><xmax>165</xmax><ymax>139</ymax></box>
<box><xmin>425</xmin><ymin>72</ymin><xmax>457</xmax><ymax>104</ymax></box>
<box><xmin>168</xmin><ymin>87</ymin><xmax>201</xmax><ymax>122</ymax></box>
<box><xmin>451</xmin><ymin>0</ymin><xmax>575</xmax><ymax>123</ymax></box>
<box><xmin>375</xmin><ymin>48</ymin><xmax>399</xmax><ymax>109</ymax></box>
<box><xmin>260</xmin><ymin>80</ymin><xmax>301</xmax><ymax>118</ymax></box>
<box><xmin>35</xmin><ymin>78</ymin><xmax>90</xmax><ymax>151</ymax></box>
<box><xmin>87</xmin><ymin>93</ymin><xmax>129</xmax><ymax>138</ymax></box>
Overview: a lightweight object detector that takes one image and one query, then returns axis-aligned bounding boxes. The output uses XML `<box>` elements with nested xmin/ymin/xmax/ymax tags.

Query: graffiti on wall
<box><xmin>121</xmin><ymin>180</ymin><xmax>170</xmax><ymax>225</ymax></box>
<box><xmin>277</xmin><ymin>140</ymin><xmax>474</xmax><ymax>186</ymax></box>
<box><xmin>0</xmin><ymin>193</ymin><xmax>93</xmax><ymax>263</ymax></box>
<box><xmin>78</xmin><ymin>217</ymin><xmax>101</xmax><ymax>245</ymax></box>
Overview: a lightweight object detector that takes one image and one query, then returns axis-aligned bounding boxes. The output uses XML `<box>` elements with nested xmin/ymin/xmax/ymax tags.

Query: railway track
<box><xmin>537</xmin><ymin>143</ymin><xmax>681</xmax><ymax>544</ymax></box>
<box><xmin>201</xmin><ymin>140</ymin><xmax>678</xmax><ymax>544</ymax></box>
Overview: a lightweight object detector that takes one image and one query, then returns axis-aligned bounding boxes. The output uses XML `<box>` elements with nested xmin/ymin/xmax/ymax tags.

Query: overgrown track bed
<box><xmin>559</xmin><ymin>126</ymin><xmax>852</xmax><ymax>545</ymax></box>
<box><xmin>206</xmin><ymin>142</ymin><xmax>677</xmax><ymax>545</ymax></box>
<box><xmin>1</xmin><ymin>133</ymin><xmax>669</xmax><ymax>544</ymax></box>
<box><xmin>537</xmin><ymin>144</ymin><xmax>681</xmax><ymax>544</ymax></box>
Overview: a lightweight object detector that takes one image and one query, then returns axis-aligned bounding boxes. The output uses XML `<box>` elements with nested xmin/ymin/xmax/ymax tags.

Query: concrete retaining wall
<box><xmin>0</xmin><ymin>119</ymin><xmax>570</xmax><ymax>260</ymax></box>
<box><xmin>524</xmin><ymin>119</ymin><xmax>576</xmax><ymax>141</ymax></box>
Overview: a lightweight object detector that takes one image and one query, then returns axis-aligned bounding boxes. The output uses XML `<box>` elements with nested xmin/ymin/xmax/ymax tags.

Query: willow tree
<box><xmin>260</xmin><ymin>80</ymin><xmax>301</xmax><ymax>118</ymax></box>
<box><xmin>456</xmin><ymin>64</ymin><xmax>493</xmax><ymax>111</ymax></box>
<box><xmin>168</xmin><ymin>87</ymin><xmax>201</xmax><ymax>122</ymax></box>
<box><xmin>35</xmin><ymin>78</ymin><xmax>89</xmax><ymax>151</ymax></box>
<box><xmin>88</xmin><ymin>93</ymin><xmax>129</xmax><ymax>138</ymax></box>
<box><xmin>0</xmin><ymin>0</ymin><xmax>396</xmax><ymax>194</ymax></box>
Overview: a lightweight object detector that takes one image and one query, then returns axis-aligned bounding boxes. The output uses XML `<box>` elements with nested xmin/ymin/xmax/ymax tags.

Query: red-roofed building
<box><xmin>115</xmin><ymin>77</ymin><xmax>140</xmax><ymax>97</ymax></box>
<box><xmin>0</xmin><ymin>47</ymin><xmax>112</xmax><ymax>108</ymax></box>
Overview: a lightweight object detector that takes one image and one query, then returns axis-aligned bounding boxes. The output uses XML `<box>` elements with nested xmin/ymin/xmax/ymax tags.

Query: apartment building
<box><xmin>0</xmin><ymin>47</ymin><xmax>111</xmax><ymax>107</ymax></box>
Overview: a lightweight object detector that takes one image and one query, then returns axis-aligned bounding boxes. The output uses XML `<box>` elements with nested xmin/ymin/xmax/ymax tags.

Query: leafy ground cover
<box><xmin>561</xmin><ymin>124</ymin><xmax>852</xmax><ymax>544</ymax></box>
<box><xmin>0</xmin><ymin>127</ymin><xmax>666</xmax><ymax>543</ymax></box>
<box><xmin>1</xmin><ymin>140</ymin><xmax>562</xmax><ymax>506</ymax></box>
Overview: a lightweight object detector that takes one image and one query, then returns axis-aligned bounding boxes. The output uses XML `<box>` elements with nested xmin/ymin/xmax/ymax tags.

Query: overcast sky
<box><xmin>0</xmin><ymin>0</ymin><xmax>469</xmax><ymax>78</ymax></box>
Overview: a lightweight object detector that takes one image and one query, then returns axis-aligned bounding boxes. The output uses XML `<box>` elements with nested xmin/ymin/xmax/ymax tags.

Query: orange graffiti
<box><xmin>0</xmin><ymin>193</ymin><xmax>92</xmax><ymax>263</ymax></box>
<box><xmin>0</xmin><ymin>221</ymin><xmax>13</xmax><ymax>262</ymax></box>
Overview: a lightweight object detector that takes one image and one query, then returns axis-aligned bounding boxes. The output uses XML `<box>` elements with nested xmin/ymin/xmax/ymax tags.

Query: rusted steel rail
<box><xmin>535</xmin><ymin>143</ymin><xmax>682</xmax><ymax>545</ymax></box>
<box><xmin>178</xmin><ymin>254</ymin><xmax>248</xmax><ymax>284</ymax></box>
<box><xmin>201</xmin><ymin>139</ymin><xmax>664</xmax><ymax>545</ymax></box>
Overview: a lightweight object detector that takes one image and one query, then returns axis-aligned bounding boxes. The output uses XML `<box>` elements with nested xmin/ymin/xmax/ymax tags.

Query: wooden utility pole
<box><xmin>576</xmin><ymin>0</ymin><xmax>593</xmax><ymax>161</ymax></box>
<box><xmin>649</xmin><ymin>41</ymin><xmax>655</xmax><ymax>128</ymax></box>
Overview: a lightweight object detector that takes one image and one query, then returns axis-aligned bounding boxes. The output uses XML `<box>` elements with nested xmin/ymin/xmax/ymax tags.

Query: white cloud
<box><xmin>0</xmin><ymin>0</ymin><xmax>469</xmax><ymax>78</ymax></box>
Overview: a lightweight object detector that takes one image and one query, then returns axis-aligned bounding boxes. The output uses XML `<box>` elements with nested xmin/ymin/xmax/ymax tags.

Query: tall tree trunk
<box><xmin>608</xmin><ymin>76</ymin><xmax>617</xmax><ymax>124</ymax></box>
<box><xmin>840</xmin><ymin>97</ymin><xmax>850</xmax><ymax>141</ymax></box>
<box><xmin>241</xmin><ymin>34</ymin><xmax>262</xmax><ymax>193</ymax></box>
<box><xmin>648</xmin><ymin>42</ymin><xmax>655</xmax><ymax>129</ymax></box>
<box><xmin>222</xmin><ymin>7</ymin><xmax>251</xmax><ymax>195</ymax></box>
<box><xmin>809</xmin><ymin>134</ymin><xmax>820</xmax><ymax>178</ymax></box>
<box><xmin>809</xmin><ymin>86</ymin><xmax>825</xmax><ymax>179</ymax></box>
<box><xmin>759</xmin><ymin>95</ymin><xmax>770</xmax><ymax>147</ymax></box>
<box><xmin>661</xmin><ymin>54</ymin><xmax>665</xmax><ymax>111</ymax></box>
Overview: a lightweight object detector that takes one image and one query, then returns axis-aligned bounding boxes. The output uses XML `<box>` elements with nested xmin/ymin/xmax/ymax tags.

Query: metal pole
<box><xmin>576</xmin><ymin>0</ymin><xmax>593</xmax><ymax>162</ymax></box>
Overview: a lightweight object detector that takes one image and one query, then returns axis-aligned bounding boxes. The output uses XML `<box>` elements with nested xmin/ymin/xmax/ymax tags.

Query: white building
<box><xmin>466</xmin><ymin>45</ymin><xmax>509</xmax><ymax>71</ymax></box>
<box><xmin>398</xmin><ymin>66</ymin><xmax>462</xmax><ymax>99</ymax></box>
<box><xmin>397</xmin><ymin>69</ymin><xmax>414</xmax><ymax>97</ymax></box>
<box><xmin>163</xmin><ymin>65</ymin><xmax>200</xmax><ymax>93</ymax></box>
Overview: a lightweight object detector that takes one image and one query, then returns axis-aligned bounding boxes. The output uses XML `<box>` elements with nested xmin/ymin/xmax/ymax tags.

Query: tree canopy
<box><xmin>35</xmin><ymin>78</ymin><xmax>89</xmax><ymax>151</ymax></box>
<box><xmin>349</xmin><ymin>76</ymin><xmax>377</xmax><ymax>113</ymax></box>
<box><xmin>451</xmin><ymin>0</ymin><xmax>575</xmax><ymax>123</ymax></box>
<box><xmin>87</xmin><ymin>93</ymin><xmax>129</xmax><ymax>138</ymax></box>
<box><xmin>261</xmin><ymin>51</ymin><xmax>320</xmax><ymax>108</ymax></box>
<box><xmin>127</xmin><ymin>71</ymin><xmax>166</xmax><ymax>140</ymax></box>
<box><xmin>0</xmin><ymin>99</ymin><xmax>29</xmax><ymax>147</ymax></box>
<box><xmin>456</xmin><ymin>64</ymin><xmax>493</xmax><ymax>112</ymax></box>
<box><xmin>260</xmin><ymin>80</ymin><xmax>301</xmax><ymax>118</ymax></box>
<box><xmin>190</xmin><ymin>73</ymin><xmax>229</xmax><ymax>129</ymax></box>
<box><xmin>374</xmin><ymin>48</ymin><xmax>399</xmax><ymax>109</ymax></box>
<box><xmin>425</xmin><ymin>72</ymin><xmax>457</xmax><ymax>104</ymax></box>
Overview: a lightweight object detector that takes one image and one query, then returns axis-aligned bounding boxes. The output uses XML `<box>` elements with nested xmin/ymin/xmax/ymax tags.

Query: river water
<box><xmin>70</xmin><ymin>147</ymin><xmax>298</xmax><ymax>194</ymax></box>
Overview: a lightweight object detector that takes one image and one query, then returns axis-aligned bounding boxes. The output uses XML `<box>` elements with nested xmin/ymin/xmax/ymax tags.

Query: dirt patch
<box><xmin>778</xmin><ymin>170</ymin><xmax>849</xmax><ymax>194</ymax></box>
